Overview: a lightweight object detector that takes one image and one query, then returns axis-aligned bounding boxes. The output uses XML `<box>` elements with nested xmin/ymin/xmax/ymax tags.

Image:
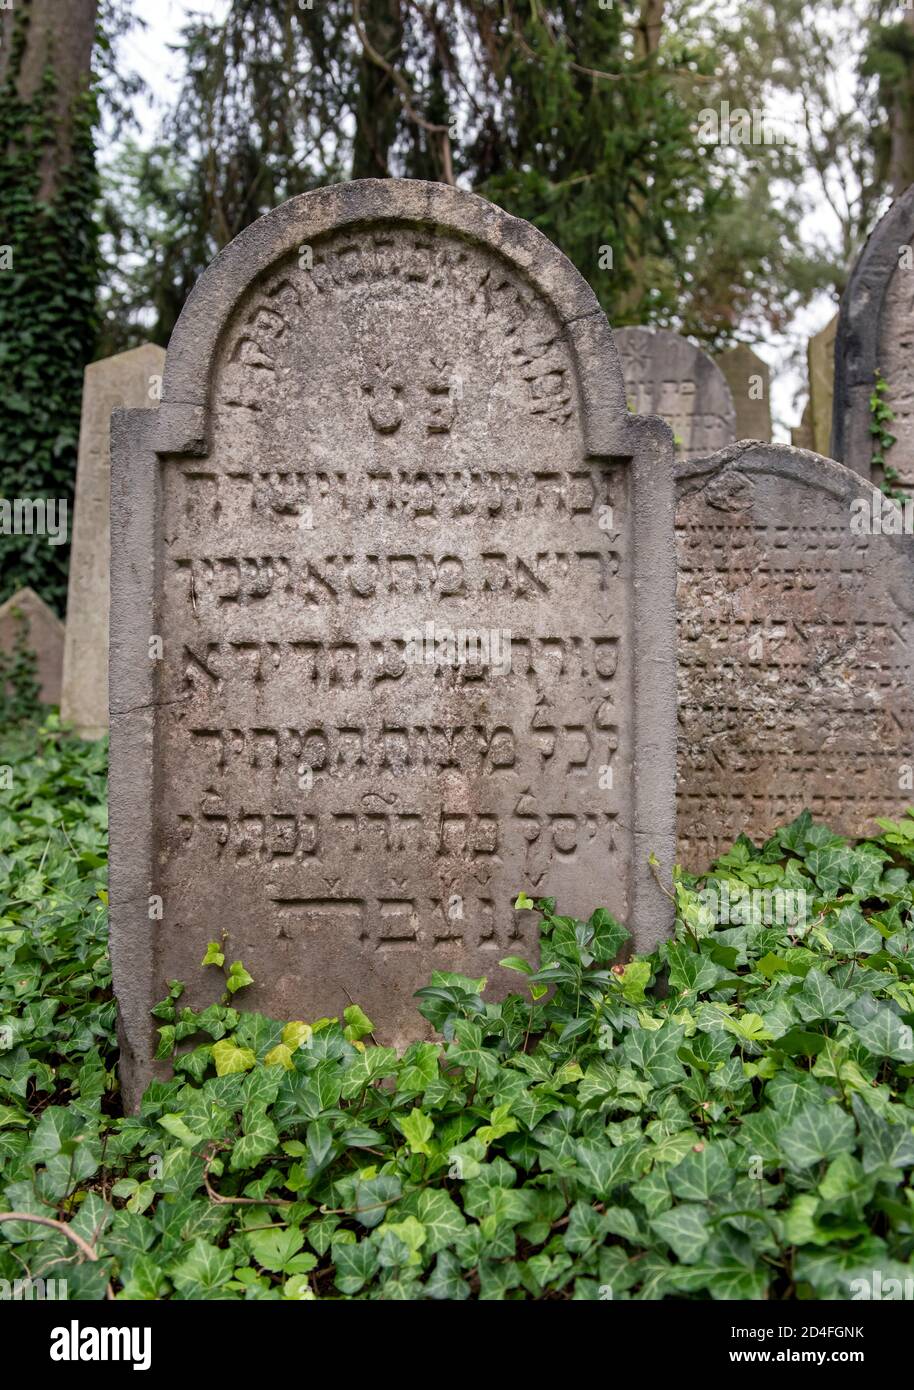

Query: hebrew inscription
<box><xmin>617</xmin><ymin>327</ymin><xmax>736</xmax><ymax>461</ymax></box>
<box><xmin>150</xmin><ymin>220</ymin><xmax>633</xmax><ymax>1039</ymax></box>
<box><xmin>676</xmin><ymin>443</ymin><xmax>914</xmax><ymax>866</ymax></box>
<box><xmin>110</xmin><ymin>184</ymin><xmax>677</xmax><ymax>1099</ymax></box>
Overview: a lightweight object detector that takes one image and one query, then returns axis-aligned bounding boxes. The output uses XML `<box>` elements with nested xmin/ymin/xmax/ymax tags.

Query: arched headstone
<box><xmin>833</xmin><ymin>184</ymin><xmax>914</xmax><ymax>488</ymax></box>
<box><xmin>616</xmin><ymin>327</ymin><xmax>736</xmax><ymax>461</ymax></box>
<box><xmin>110</xmin><ymin>181</ymin><xmax>678</xmax><ymax>1103</ymax></box>
<box><xmin>676</xmin><ymin>441</ymin><xmax>914</xmax><ymax>866</ymax></box>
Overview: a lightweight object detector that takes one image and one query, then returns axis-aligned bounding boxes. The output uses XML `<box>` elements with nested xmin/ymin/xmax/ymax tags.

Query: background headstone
<box><xmin>0</xmin><ymin>587</ymin><xmax>64</xmax><ymax>705</ymax></box>
<box><xmin>110</xmin><ymin>180</ymin><xmax>678</xmax><ymax>1104</ymax></box>
<box><xmin>791</xmin><ymin>401</ymin><xmax>814</xmax><ymax>450</ymax></box>
<box><xmin>62</xmin><ymin>344</ymin><xmax>166</xmax><ymax>738</ymax></box>
<box><xmin>808</xmin><ymin>313</ymin><xmax>838</xmax><ymax>458</ymax></box>
<box><xmin>833</xmin><ymin>182</ymin><xmax>914</xmax><ymax>487</ymax></box>
<box><xmin>676</xmin><ymin>441</ymin><xmax>914</xmax><ymax>866</ymax></box>
<box><xmin>715</xmin><ymin>344</ymin><xmax>772</xmax><ymax>441</ymax></box>
<box><xmin>616</xmin><ymin>327</ymin><xmax>736</xmax><ymax>460</ymax></box>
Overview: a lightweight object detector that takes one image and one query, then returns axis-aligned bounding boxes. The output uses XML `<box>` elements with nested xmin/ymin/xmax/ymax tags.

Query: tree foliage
<box><xmin>101</xmin><ymin>0</ymin><xmax>868</xmax><ymax>353</ymax></box>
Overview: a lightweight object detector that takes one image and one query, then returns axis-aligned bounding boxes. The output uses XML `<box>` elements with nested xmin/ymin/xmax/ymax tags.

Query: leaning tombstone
<box><xmin>616</xmin><ymin>326</ymin><xmax>736</xmax><ymax>460</ymax></box>
<box><xmin>62</xmin><ymin>344</ymin><xmax>166</xmax><ymax>738</ymax></box>
<box><xmin>676</xmin><ymin>440</ymin><xmax>914</xmax><ymax>867</ymax></box>
<box><xmin>0</xmin><ymin>587</ymin><xmax>64</xmax><ymax>706</ymax></box>
<box><xmin>109</xmin><ymin>180</ymin><xmax>678</xmax><ymax>1104</ymax></box>
<box><xmin>715</xmin><ymin>343</ymin><xmax>772</xmax><ymax>442</ymax></box>
<box><xmin>833</xmin><ymin>182</ymin><xmax>914</xmax><ymax>487</ymax></box>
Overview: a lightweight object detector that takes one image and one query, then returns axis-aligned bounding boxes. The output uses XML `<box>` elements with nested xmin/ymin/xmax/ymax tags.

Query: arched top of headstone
<box><xmin>676</xmin><ymin>440</ymin><xmax>912</xmax><ymax>612</ymax></box>
<box><xmin>677</xmin><ymin>438</ymin><xmax>884</xmax><ymax>504</ymax></box>
<box><xmin>161</xmin><ymin>178</ymin><xmax>651</xmax><ymax>458</ymax></box>
<box><xmin>110</xmin><ymin>180</ymin><xmax>678</xmax><ymax>1101</ymax></box>
<box><xmin>615</xmin><ymin>326</ymin><xmax>736</xmax><ymax>460</ymax></box>
<box><xmin>832</xmin><ymin>183</ymin><xmax>914</xmax><ymax>467</ymax></box>
<box><xmin>676</xmin><ymin>439</ymin><xmax>914</xmax><ymax>866</ymax></box>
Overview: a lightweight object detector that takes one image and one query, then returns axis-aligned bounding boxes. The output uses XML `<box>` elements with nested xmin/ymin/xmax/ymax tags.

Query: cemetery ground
<box><xmin>4</xmin><ymin>713</ymin><xmax>914</xmax><ymax>1302</ymax></box>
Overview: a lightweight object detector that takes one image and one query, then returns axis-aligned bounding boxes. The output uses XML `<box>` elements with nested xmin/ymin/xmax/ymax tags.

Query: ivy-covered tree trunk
<box><xmin>0</xmin><ymin>0</ymin><xmax>100</xmax><ymax>612</ymax></box>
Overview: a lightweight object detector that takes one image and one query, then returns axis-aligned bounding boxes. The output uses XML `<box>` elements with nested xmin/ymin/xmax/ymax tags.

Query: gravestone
<box><xmin>791</xmin><ymin>402</ymin><xmax>814</xmax><ymax>451</ymax></box>
<box><xmin>62</xmin><ymin>344</ymin><xmax>166</xmax><ymax>738</ymax></box>
<box><xmin>616</xmin><ymin>327</ymin><xmax>736</xmax><ymax>461</ymax></box>
<box><xmin>676</xmin><ymin>441</ymin><xmax>914</xmax><ymax>866</ymax></box>
<box><xmin>715</xmin><ymin>344</ymin><xmax>772</xmax><ymax>442</ymax></box>
<box><xmin>0</xmin><ymin>587</ymin><xmax>65</xmax><ymax>705</ymax></box>
<box><xmin>833</xmin><ymin>183</ymin><xmax>914</xmax><ymax>487</ymax></box>
<box><xmin>808</xmin><ymin>313</ymin><xmax>837</xmax><ymax>458</ymax></box>
<box><xmin>110</xmin><ymin>180</ymin><xmax>678</xmax><ymax>1103</ymax></box>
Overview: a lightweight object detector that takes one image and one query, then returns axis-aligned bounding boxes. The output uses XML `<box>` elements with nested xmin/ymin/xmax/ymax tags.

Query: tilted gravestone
<box><xmin>676</xmin><ymin>441</ymin><xmax>914</xmax><ymax>867</ymax></box>
<box><xmin>616</xmin><ymin>327</ymin><xmax>736</xmax><ymax>461</ymax></box>
<box><xmin>62</xmin><ymin>344</ymin><xmax>166</xmax><ymax>738</ymax></box>
<box><xmin>110</xmin><ymin>180</ymin><xmax>677</xmax><ymax>1103</ymax></box>
<box><xmin>715</xmin><ymin>344</ymin><xmax>772</xmax><ymax>442</ymax></box>
<box><xmin>833</xmin><ymin>183</ymin><xmax>914</xmax><ymax>488</ymax></box>
<box><xmin>0</xmin><ymin>587</ymin><xmax>64</xmax><ymax>706</ymax></box>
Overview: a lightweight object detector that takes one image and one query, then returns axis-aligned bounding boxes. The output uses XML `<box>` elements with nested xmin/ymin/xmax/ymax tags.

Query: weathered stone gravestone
<box><xmin>808</xmin><ymin>313</ymin><xmax>837</xmax><ymax>458</ymax></box>
<box><xmin>715</xmin><ymin>344</ymin><xmax>772</xmax><ymax>442</ymax></box>
<box><xmin>62</xmin><ymin>344</ymin><xmax>166</xmax><ymax>738</ymax></box>
<box><xmin>110</xmin><ymin>180</ymin><xmax>677</xmax><ymax>1101</ymax></box>
<box><xmin>676</xmin><ymin>441</ymin><xmax>914</xmax><ymax>867</ymax></box>
<box><xmin>616</xmin><ymin>327</ymin><xmax>736</xmax><ymax>461</ymax></box>
<box><xmin>833</xmin><ymin>183</ymin><xmax>914</xmax><ymax>488</ymax></box>
<box><xmin>0</xmin><ymin>587</ymin><xmax>64</xmax><ymax>706</ymax></box>
<box><xmin>791</xmin><ymin>402</ymin><xmax>814</xmax><ymax>451</ymax></box>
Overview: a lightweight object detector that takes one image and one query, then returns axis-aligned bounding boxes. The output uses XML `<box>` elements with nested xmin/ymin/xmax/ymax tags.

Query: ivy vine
<box><xmin>869</xmin><ymin>368</ymin><xmax>903</xmax><ymax>499</ymax></box>
<box><xmin>0</xmin><ymin>606</ymin><xmax>41</xmax><ymax>725</ymax></box>
<box><xmin>0</xmin><ymin>3</ymin><xmax>100</xmax><ymax>613</ymax></box>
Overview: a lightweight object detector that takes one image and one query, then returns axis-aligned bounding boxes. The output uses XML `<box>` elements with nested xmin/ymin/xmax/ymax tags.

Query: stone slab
<box><xmin>791</xmin><ymin>401</ymin><xmax>814</xmax><ymax>451</ymax></box>
<box><xmin>0</xmin><ymin>587</ymin><xmax>64</xmax><ymax>706</ymax></box>
<box><xmin>676</xmin><ymin>441</ymin><xmax>914</xmax><ymax>866</ymax></box>
<box><xmin>616</xmin><ymin>327</ymin><xmax>736</xmax><ymax>462</ymax></box>
<box><xmin>833</xmin><ymin>184</ymin><xmax>914</xmax><ymax>486</ymax></box>
<box><xmin>715</xmin><ymin>344</ymin><xmax>772</xmax><ymax>442</ymax></box>
<box><xmin>808</xmin><ymin>313</ymin><xmax>837</xmax><ymax>458</ymax></box>
<box><xmin>61</xmin><ymin>344</ymin><xmax>166</xmax><ymax>738</ymax></box>
<box><xmin>110</xmin><ymin>179</ymin><xmax>678</xmax><ymax>1105</ymax></box>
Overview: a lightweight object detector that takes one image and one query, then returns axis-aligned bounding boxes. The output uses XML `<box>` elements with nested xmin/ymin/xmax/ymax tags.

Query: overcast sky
<box><xmin>120</xmin><ymin>0</ymin><xmax>854</xmax><ymax>439</ymax></box>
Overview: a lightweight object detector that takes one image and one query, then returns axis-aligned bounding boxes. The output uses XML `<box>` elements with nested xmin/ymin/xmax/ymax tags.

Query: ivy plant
<box><xmin>3</xmin><ymin>723</ymin><xmax>914</xmax><ymax>1299</ymax></box>
<box><xmin>870</xmin><ymin>368</ymin><xmax>904</xmax><ymax>499</ymax></box>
